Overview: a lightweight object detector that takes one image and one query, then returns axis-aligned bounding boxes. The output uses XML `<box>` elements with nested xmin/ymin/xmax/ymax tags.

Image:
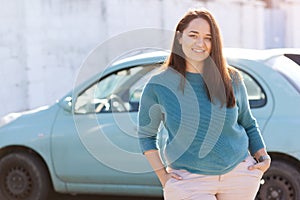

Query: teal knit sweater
<box><xmin>138</xmin><ymin>68</ymin><xmax>265</xmax><ymax>175</ymax></box>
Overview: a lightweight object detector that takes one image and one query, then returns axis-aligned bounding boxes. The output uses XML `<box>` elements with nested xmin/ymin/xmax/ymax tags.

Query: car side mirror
<box><xmin>59</xmin><ymin>96</ymin><xmax>72</xmax><ymax>112</ymax></box>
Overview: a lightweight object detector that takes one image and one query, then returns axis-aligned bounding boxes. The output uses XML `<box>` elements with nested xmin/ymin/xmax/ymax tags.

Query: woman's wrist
<box><xmin>257</xmin><ymin>154</ymin><xmax>271</xmax><ymax>162</ymax></box>
<box><xmin>254</xmin><ymin>148</ymin><xmax>269</xmax><ymax>161</ymax></box>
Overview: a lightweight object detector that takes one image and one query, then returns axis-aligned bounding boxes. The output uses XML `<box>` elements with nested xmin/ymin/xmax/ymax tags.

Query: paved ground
<box><xmin>49</xmin><ymin>192</ymin><xmax>162</xmax><ymax>200</ymax></box>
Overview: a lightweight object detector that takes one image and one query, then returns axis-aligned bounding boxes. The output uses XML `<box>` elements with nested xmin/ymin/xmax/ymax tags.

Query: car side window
<box><xmin>237</xmin><ymin>69</ymin><xmax>266</xmax><ymax>108</ymax></box>
<box><xmin>74</xmin><ymin>65</ymin><xmax>159</xmax><ymax>114</ymax></box>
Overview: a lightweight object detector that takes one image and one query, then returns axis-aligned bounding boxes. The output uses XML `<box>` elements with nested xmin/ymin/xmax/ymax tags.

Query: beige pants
<box><xmin>163</xmin><ymin>156</ymin><xmax>263</xmax><ymax>200</ymax></box>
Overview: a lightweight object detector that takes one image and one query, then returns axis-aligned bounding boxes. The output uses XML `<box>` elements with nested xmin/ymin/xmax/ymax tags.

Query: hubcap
<box><xmin>5</xmin><ymin>166</ymin><xmax>32</xmax><ymax>199</ymax></box>
<box><xmin>257</xmin><ymin>174</ymin><xmax>295</xmax><ymax>200</ymax></box>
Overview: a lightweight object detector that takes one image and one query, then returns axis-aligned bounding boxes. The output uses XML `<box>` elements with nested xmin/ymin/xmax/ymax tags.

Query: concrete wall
<box><xmin>280</xmin><ymin>0</ymin><xmax>300</xmax><ymax>47</ymax></box>
<box><xmin>0</xmin><ymin>0</ymin><xmax>299</xmax><ymax>117</ymax></box>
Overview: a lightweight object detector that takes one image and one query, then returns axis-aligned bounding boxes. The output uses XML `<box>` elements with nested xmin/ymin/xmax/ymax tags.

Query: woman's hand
<box><xmin>143</xmin><ymin>150</ymin><xmax>183</xmax><ymax>188</ymax></box>
<box><xmin>248</xmin><ymin>158</ymin><xmax>271</xmax><ymax>173</ymax></box>
<box><xmin>249</xmin><ymin>148</ymin><xmax>271</xmax><ymax>173</ymax></box>
<box><xmin>160</xmin><ymin>172</ymin><xmax>182</xmax><ymax>188</ymax></box>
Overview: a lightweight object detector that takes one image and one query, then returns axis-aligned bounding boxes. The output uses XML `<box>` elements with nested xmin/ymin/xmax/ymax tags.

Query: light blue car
<box><xmin>0</xmin><ymin>49</ymin><xmax>300</xmax><ymax>200</ymax></box>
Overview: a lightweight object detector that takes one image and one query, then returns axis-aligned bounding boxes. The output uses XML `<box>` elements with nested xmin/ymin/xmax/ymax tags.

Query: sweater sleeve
<box><xmin>235</xmin><ymin>78</ymin><xmax>266</xmax><ymax>155</ymax></box>
<box><xmin>138</xmin><ymin>83</ymin><xmax>163</xmax><ymax>154</ymax></box>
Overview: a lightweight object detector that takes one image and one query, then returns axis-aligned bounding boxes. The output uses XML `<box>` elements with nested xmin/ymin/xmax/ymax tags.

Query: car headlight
<box><xmin>0</xmin><ymin>113</ymin><xmax>21</xmax><ymax>128</ymax></box>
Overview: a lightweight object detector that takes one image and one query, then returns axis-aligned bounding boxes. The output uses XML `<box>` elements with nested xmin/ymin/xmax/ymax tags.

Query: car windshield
<box><xmin>266</xmin><ymin>55</ymin><xmax>300</xmax><ymax>93</ymax></box>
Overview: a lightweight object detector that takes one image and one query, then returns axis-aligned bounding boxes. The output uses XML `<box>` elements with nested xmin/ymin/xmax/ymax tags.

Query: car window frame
<box><xmin>234</xmin><ymin>67</ymin><xmax>267</xmax><ymax>109</ymax></box>
<box><xmin>73</xmin><ymin>64</ymin><xmax>158</xmax><ymax>115</ymax></box>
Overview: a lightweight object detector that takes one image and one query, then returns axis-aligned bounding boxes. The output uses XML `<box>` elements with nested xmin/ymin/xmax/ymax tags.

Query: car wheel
<box><xmin>0</xmin><ymin>151</ymin><xmax>50</xmax><ymax>200</ymax></box>
<box><xmin>256</xmin><ymin>159</ymin><xmax>300</xmax><ymax>200</ymax></box>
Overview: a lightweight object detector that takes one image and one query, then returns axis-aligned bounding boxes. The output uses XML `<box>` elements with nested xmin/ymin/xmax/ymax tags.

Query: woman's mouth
<box><xmin>192</xmin><ymin>48</ymin><xmax>205</xmax><ymax>53</ymax></box>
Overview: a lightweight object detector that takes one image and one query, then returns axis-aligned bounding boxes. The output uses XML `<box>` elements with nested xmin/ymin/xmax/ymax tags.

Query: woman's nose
<box><xmin>195</xmin><ymin>38</ymin><xmax>204</xmax><ymax>46</ymax></box>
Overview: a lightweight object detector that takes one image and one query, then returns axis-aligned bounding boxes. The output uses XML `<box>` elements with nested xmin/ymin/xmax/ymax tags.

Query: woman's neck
<box><xmin>186</xmin><ymin>60</ymin><xmax>204</xmax><ymax>74</ymax></box>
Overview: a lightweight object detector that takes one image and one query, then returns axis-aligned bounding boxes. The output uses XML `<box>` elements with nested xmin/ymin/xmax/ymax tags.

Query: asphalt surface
<box><xmin>49</xmin><ymin>192</ymin><xmax>162</xmax><ymax>200</ymax></box>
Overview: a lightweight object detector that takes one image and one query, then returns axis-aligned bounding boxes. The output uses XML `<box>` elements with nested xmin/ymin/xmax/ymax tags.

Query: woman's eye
<box><xmin>189</xmin><ymin>34</ymin><xmax>197</xmax><ymax>39</ymax></box>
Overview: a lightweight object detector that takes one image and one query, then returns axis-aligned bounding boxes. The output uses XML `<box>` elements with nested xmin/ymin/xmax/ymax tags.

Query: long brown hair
<box><xmin>164</xmin><ymin>8</ymin><xmax>236</xmax><ymax>108</ymax></box>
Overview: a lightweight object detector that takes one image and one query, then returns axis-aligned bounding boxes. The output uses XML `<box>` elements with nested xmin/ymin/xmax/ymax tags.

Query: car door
<box><xmin>51</xmin><ymin>64</ymin><xmax>162</xmax><ymax>187</ymax></box>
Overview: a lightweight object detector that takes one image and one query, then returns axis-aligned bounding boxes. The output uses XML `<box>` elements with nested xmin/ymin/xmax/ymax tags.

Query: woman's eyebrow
<box><xmin>189</xmin><ymin>30</ymin><xmax>199</xmax><ymax>34</ymax></box>
<box><xmin>189</xmin><ymin>30</ymin><xmax>212</xmax><ymax>36</ymax></box>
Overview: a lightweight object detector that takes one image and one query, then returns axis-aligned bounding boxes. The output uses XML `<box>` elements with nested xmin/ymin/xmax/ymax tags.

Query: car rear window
<box><xmin>284</xmin><ymin>54</ymin><xmax>300</xmax><ymax>65</ymax></box>
<box><xmin>266</xmin><ymin>55</ymin><xmax>300</xmax><ymax>93</ymax></box>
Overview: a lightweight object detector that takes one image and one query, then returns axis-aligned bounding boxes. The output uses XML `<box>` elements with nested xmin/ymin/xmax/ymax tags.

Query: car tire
<box><xmin>256</xmin><ymin>159</ymin><xmax>300</xmax><ymax>200</ymax></box>
<box><xmin>0</xmin><ymin>151</ymin><xmax>50</xmax><ymax>200</ymax></box>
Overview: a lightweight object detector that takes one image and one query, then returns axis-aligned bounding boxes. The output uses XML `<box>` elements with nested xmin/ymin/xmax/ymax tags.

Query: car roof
<box><xmin>224</xmin><ymin>48</ymin><xmax>300</xmax><ymax>61</ymax></box>
<box><xmin>111</xmin><ymin>50</ymin><xmax>169</xmax><ymax>68</ymax></box>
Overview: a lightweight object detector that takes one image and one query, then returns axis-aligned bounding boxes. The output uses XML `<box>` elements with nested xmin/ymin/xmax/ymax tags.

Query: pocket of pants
<box><xmin>163</xmin><ymin>177</ymin><xmax>186</xmax><ymax>200</ymax></box>
<box><xmin>236</xmin><ymin>156</ymin><xmax>262</xmax><ymax>178</ymax></box>
<box><xmin>244</xmin><ymin>155</ymin><xmax>257</xmax><ymax>164</ymax></box>
<box><xmin>164</xmin><ymin>168</ymin><xmax>186</xmax><ymax>189</ymax></box>
<box><xmin>163</xmin><ymin>177</ymin><xmax>174</xmax><ymax>189</ymax></box>
<box><xmin>244</xmin><ymin>157</ymin><xmax>264</xmax><ymax>178</ymax></box>
<box><xmin>253</xmin><ymin>168</ymin><xmax>264</xmax><ymax>178</ymax></box>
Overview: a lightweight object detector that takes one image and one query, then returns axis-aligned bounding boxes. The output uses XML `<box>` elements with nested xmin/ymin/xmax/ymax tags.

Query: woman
<box><xmin>138</xmin><ymin>8</ymin><xmax>270</xmax><ymax>200</ymax></box>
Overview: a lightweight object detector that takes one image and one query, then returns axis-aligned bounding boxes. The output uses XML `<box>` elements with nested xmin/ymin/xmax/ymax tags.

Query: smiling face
<box><xmin>178</xmin><ymin>18</ymin><xmax>212</xmax><ymax>73</ymax></box>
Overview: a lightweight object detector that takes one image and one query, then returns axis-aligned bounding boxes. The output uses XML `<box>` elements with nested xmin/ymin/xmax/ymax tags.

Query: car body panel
<box><xmin>51</xmin><ymin>109</ymin><xmax>158</xmax><ymax>185</ymax></box>
<box><xmin>0</xmin><ymin>105</ymin><xmax>69</xmax><ymax>192</ymax></box>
